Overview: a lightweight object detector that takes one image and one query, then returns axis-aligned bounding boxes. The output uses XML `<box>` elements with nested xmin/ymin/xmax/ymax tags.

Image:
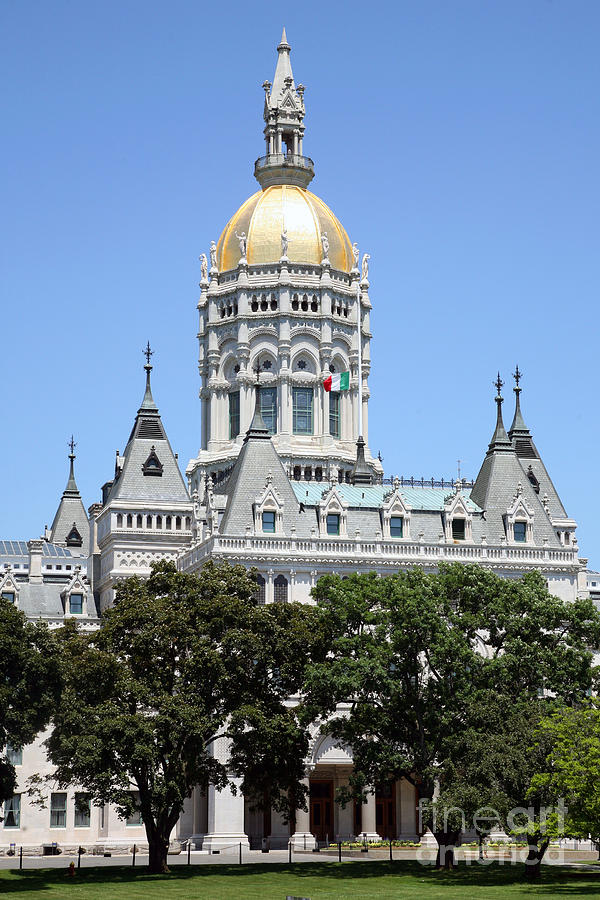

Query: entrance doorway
<box><xmin>376</xmin><ymin>782</ymin><xmax>396</xmax><ymax>838</ymax></box>
<box><xmin>310</xmin><ymin>780</ymin><xmax>333</xmax><ymax>843</ymax></box>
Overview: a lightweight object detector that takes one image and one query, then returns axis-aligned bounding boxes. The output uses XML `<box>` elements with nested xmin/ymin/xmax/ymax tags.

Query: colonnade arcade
<box><xmin>178</xmin><ymin>737</ymin><xmax>419</xmax><ymax>851</ymax></box>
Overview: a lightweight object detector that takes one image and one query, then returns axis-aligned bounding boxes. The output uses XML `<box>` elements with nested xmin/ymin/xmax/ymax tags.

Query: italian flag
<box><xmin>323</xmin><ymin>371</ymin><xmax>350</xmax><ymax>392</ymax></box>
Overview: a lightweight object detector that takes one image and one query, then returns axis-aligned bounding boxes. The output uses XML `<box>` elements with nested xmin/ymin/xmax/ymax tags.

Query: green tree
<box><xmin>46</xmin><ymin>560</ymin><xmax>322</xmax><ymax>874</ymax></box>
<box><xmin>529</xmin><ymin>701</ymin><xmax>600</xmax><ymax>855</ymax></box>
<box><xmin>0</xmin><ymin>597</ymin><xmax>60</xmax><ymax>804</ymax></box>
<box><xmin>305</xmin><ymin>564</ymin><xmax>600</xmax><ymax>871</ymax></box>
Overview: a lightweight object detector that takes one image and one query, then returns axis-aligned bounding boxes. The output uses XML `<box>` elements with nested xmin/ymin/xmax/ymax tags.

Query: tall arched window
<box><xmin>255</xmin><ymin>574</ymin><xmax>266</xmax><ymax>605</ymax></box>
<box><xmin>136</xmin><ymin>515</ymin><xmax>143</xmax><ymax>528</ymax></box>
<box><xmin>274</xmin><ymin>574</ymin><xmax>288</xmax><ymax>604</ymax></box>
<box><xmin>126</xmin><ymin>514</ymin><xmax>133</xmax><ymax>528</ymax></box>
<box><xmin>117</xmin><ymin>514</ymin><xmax>123</xmax><ymax>528</ymax></box>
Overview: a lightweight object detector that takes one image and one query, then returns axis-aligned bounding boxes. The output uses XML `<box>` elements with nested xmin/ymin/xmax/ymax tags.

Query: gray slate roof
<box><xmin>106</xmin><ymin>368</ymin><xmax>189</xmax><ymax>505</ymax></box>
<box><xmin>219</xmin><ymin>432</ymin><xmax>312</xmax><ymax>538</ymax></box>
<box><xmin>49</xmin><ymin>455</ymin><xmax>89</xmax><ymax>555</ymax></box>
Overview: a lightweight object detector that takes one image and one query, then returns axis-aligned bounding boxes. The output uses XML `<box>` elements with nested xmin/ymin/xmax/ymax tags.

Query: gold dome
<box><xmin>217</xmin><ymin>185</ymin><xmax>353</xmax><ymax>273</ymax></box>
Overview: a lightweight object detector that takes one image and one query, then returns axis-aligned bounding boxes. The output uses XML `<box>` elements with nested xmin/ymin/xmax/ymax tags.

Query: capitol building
<box><xmin>0</xmin><ymin>32</ymin><xmax>589</xmax><ymax>854</ymax></box>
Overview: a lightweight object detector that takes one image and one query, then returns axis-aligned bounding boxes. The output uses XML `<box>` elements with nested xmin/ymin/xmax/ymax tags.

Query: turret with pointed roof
<box><xmin>49</xmin><ymin>438</ymin><xmax>89</xmax><ymax>555</ymax></box>
<box><xmin>506</xmin><ymin>367</ymin><xmax>567</xmax><ymax>519</ymax></box>
<box><xmin>470</xmin><ymin>375</ymin><xmax>560</xmax><ymax>546</ymax></box>
<box><xmin>91</xmin><ymin>346</ymin><xmax>193</xmax><ymax>611</ymax></box>
<box><xmin>106</xmin><ymin>346</ymin><xmax>189</xmax><ymax>504</ymax></box>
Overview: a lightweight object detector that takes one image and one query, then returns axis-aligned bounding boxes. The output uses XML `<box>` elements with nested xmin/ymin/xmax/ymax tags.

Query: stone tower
<box><xmin>187</xmin><ymin>31</ymin><xmax>381</xmax><ymax>499</ymax></box>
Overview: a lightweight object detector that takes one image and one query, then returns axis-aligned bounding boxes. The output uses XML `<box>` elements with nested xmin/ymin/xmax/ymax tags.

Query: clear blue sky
<box><xmin>1</xmin><ymin>1</ymin><xmax>599</xmax><ymax>566</ymax></box>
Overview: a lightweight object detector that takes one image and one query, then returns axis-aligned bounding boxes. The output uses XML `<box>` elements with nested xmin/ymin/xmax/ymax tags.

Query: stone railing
<box><xmin>178</xmin><ymin>534</ymin><xmax>579</xmax><ymax>572</ymax></box>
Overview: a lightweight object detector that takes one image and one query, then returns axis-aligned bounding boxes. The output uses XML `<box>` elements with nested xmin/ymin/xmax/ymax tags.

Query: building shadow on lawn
<box><xmin>1</xmin><ymin>861</ymin><xmax>600</xmax><ymax>894</ymax></box>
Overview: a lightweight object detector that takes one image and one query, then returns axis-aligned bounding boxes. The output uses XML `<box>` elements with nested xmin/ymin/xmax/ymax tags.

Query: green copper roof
<box><xmin>291</xmin><ymin>483</ymin><xmax>480</xmax><ymax>512</ymax></box>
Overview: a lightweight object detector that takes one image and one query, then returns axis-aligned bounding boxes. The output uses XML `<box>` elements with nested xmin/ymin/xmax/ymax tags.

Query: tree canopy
<box><xmin>46</xmin><ymin>560</ymin><xmax>323</xmax><ymax>873</ymax></box>
<box><xmin>305</xmin><ymin>564</ymin><xmax>600</xmax><ymax>870</ymax></box>
<box><xmin>0</xmin><ymin>597</ymin><xmax>60</xmax><ymax>804</ymax></box>
<box><xmin>529</xmin><ymin>701</ymin><xmax>600</xmax><ymax>847</ymax></box>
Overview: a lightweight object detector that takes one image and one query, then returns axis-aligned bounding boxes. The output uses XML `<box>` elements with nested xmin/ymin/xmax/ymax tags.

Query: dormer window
<box><xmin>262</xmin><ymin>511</ymin><xmax>276</xmax><ymax>533</ymax></box>
<box><xmin>390</xmin><ymin>516</ymin><xmax>404</xmax><ymax>538</ymax></box>
<box><xmin>65</xmin><ymin>524</ymin><xmax>83</xmax><ymax>548</ymax></box>
<box><xmin>514</xmin><ymin>521</ymin><xmax>527</xmax><ymax>543</ymax></box>
<box><xmin>69</xmin><ymin>593</ymin><xmax>83</xmax><ymax>615</ymax></box>
<box><xmin>142</xmin><ymin>446</ymin><xmax>164</xmax><ymax>477</ymax></box>
<box><xmin>452</xmin><ymin>518</ymin><xmax>466</xmax><ymax>541</ymax></box>
<box><xmin>1</xmin><ymin>591</ymin><xmax>15</xmax><ymax>604</ymax></box>
<box><xmin>326</xmin><ymin>514</ymin><xmax>340</xmax><ymax>535</ymax></box>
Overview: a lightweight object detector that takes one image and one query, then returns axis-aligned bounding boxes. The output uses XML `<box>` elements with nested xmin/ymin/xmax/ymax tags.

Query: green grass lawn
<box><xmin>0</xmin><ymin>861</ymin><xmax>599</xmax><ymax>899</ymax></box>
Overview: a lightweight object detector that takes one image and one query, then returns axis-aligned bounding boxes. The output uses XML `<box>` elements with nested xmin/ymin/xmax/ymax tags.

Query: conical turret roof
<box><xmin>106</xmin><ymin>355</ymin><xmax>189</xmax><ymax>503</ymax></box>
<box><xmin>49</xmin><ymin>440</ymin><xmax>89</xmax><ymax>555</ymax></box>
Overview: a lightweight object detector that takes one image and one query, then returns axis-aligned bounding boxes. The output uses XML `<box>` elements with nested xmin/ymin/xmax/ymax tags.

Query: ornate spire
<box><xmin>350</xmin><ymin>436</ymin><xmax>373</xmax><ymax>485</ymax></box>
<box><xmin>254</xmin><ymin>30</ymin><xmax>314</xmax><ymax>189</ymax></box>
<box><xmin>486</xmin><ymin>373</ymin><xmax>513</xmax><ymax>454</ymax></box>
<box><xmin>140</xmin><ymin>341</ymin><xmax>158</xmax><ymax>412</ymax></box>
<box><xmin>64</xmin><ymin>435</ymin><xmax>80</xmax><ymax>496</ymax></box>
<box><xmin>508</xmin><ymin>365</ymin><xmax>539</xmax><ymax>459</ymax></box>
<box><xmin>244</xmin><ymin>359</ymin><xmax>270</xmax><ymax>441</ymax></box>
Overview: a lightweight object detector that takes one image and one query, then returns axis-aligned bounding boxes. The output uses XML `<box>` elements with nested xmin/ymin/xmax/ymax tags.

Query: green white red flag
<box><xmin>323</xmin><ymin>371</ymin><xmax>350</xmax><ymax>392</ymax></box>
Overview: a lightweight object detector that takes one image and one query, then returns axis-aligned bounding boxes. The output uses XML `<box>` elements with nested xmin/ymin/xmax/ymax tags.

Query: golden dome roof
<box><xmin>217</xmin><ymin>185</ymin><xmax>353</xmax><ymax>273</ymax></box>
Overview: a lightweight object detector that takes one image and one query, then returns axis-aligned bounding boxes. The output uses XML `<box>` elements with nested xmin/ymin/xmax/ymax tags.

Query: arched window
<box><xmin>117</xmin><ymin>514</ymin><xmax>123</xmax><ymax>528</ymax></box>
<box><xmin>175</xmin><ymin>516</ymin><xmax>182</xmax><ymax>531</ymax></box>
<box><xmin>255</xmin><ymin>574</ymin><xmax>266</xmax><ymax>605</ymax></box>
<box><xmin>156</xmin><ymin>515</ymin><xmax>162</xmax><ymax>529</ymax></box>
<box><xmin>136</xmin><ymin>515</ymin><xmax>143</xmax><ymax>528</ymax></box>
<box><xmin>274</xmin><ymin>575</ymin><xmax>288</xmax><ymax>604</ymax></box>
<box><xmin>166</xmin><ymin>516</ymin><xmax>172</xmax><ymax>530</ymax></box>
<box><xmin>126</xmin><ymin>514</ymin><xmax>133</xmax><ymax>528</ymax></box>
<box><xmin>185</xmin><ymin>517</ymin><xmax>191</xmax><ymax>530</ymax></box>
<box><xmin>146</xmin><ymin>515</ymin><xmax>152</xmax><ymax>528</ymax></box>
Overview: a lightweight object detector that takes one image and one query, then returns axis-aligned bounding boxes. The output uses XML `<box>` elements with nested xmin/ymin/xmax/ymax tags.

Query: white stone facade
<box><xmin>1</xmin><ymin>31</ymin><xmax>591</xmax><ymax>855</ymax></box>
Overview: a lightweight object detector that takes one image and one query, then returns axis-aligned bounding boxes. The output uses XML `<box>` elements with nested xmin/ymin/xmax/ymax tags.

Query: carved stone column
<box><xmin>361</xmin><ymin>790</ymin><xmax>380</xmax><ymax>842</ymax></box>
<box><xmin>290</xmin><ymin>776</ymin><xmax>316</xmax><ymax>850</ymax></box>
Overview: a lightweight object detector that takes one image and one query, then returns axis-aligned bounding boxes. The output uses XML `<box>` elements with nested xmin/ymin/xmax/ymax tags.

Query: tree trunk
<box><xmin>524</xmin><ymin>835</ymin><xmax>549</xmax><ymax>881</ymax></box>
<box><xmin>148</xmin><ymin>833</ymin><xmax>170</xmax><ymax>874</ymax></box>
<box><xmin>433</xmin><ymin>831</ymin><xmax>460</xmax><ymax>869</ymax></box>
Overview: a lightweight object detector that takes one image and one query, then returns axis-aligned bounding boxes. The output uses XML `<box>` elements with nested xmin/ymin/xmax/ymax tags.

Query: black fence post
<box><xmin>389</xmin><ymin>838</ymin><xmax>393</xmax><ymax>862</ymax></box>
<box><xmin>132</xmin><ymin>844</ymin><xmax>136</xmax><ymax>867</ymax></box>
<box><xmin>19</xmin><ymin>846</ymin><xmax>23</xmax><ymax>870</ymax></box>
<box><xmin>78</xmin><ymin>846</ymin><xmax>82</xmax><ymax>869</ymax></box>
<box><xmin>338</xmin><ymin>841</ymin><xmax>342</xmax><ymax>863</ymax></box>
<box><xmin>288</xmin><ymin>840</ymin><xmax>292</xmax><ymax>864</ymax></box>
<box><xmin>188</xmin><ymin>841</ymin><xmax>191</xmax><ymax>865</ymax></box>
<box><xmin>239</xmin><ymin>841</ymin><xmax>242</xmax><ymax>865</ymax></box>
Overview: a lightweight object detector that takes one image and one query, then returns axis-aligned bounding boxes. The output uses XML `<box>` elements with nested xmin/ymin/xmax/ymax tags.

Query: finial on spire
<box><xmin>139</xmin><ymin>342</ymin><xmax>158</xmax><ymax>411</ymax></box>
<box><xmin>513</xmin><ymin>364</ymin><xmax>522</xmax><ymax>389</ymax></box>
<box><xmin>494</xmin><ymin>372</ymin><xmax>504</xmax><ymax>396</ymax></box>
<box><xmin>278</xmin><ymin>26</ymin><xmax>290</xmax><ymax>50</ymax></box>
<box><xmin>65</xmin><ymin>435</ymin><xmax>79</xmax><ymax>493</ymax></box>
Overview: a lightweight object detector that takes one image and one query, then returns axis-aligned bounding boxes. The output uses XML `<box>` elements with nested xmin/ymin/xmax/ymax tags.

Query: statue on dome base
<box><xmin>199</xmin><ymin>253</ymin><xmax>208</xmax><ymax>282</ymax></box>
<box><xmin>352</xmin><ymin>242</ymin><xmax>360</xmax><ymax>271</ymax></box>
<box><xmin>361</xmin><ymin>253</ymin><xmax>370</xmax><ymax>282</ymax></box>
<box><xmin>209</xmin><ymin>240</ymin><xmax>218</xmax><ymax>271</ymax></box>
<box><xmin>281</xmin><ymin>227</ymin><xmax>289</xmax><ymax>259</ymax></box>
<box><xmin>320</xmin><ymin>231</ymin><xmax>329</xmax><ymax>262</ymax></box>
<box><xmin>235</xmin><ymin>231</ymin><xmax>248</xmax><ymax>260</ymax></box>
